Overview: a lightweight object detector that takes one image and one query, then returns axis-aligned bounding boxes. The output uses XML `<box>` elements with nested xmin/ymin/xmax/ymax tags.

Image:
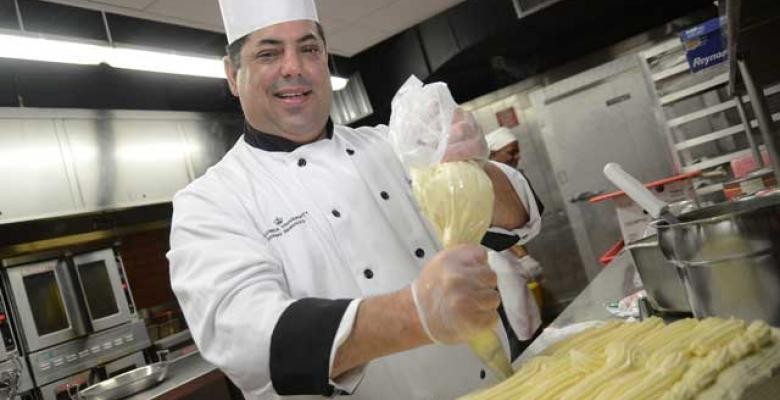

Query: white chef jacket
<box><xmin>167</xmin><ymin>122</ymin><xmax>541</xmax><ymax>400</ymax></box>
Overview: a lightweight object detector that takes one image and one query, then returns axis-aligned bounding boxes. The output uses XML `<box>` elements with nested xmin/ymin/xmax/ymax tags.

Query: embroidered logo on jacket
<box><xmin>264</xmin><ymin>211</ymin><xmax>309</xmax><ymax>241</ymax></box>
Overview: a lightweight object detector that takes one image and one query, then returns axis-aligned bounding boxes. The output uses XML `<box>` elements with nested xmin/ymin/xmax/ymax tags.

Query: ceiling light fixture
<box><xmin>0</xmin><ymin>33</ymin><xmax>106</xmax><ymax>65</ymax></box>
<box><xmin>0</xmin><ymin>32</ymin><xmax>348</xmax><ymax>86</ymax></box>
<box><xmin>107</xmin><ymin>46</ymin><xmax>224</xmax><ymax>78</ymax></box>
<box><xmin>330</xmin><ymin>76</ymin><xmax>349</xmax><ymax>91</ymax></box>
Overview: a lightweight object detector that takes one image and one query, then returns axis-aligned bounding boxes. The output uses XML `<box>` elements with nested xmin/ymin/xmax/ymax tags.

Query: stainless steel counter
<box><xmin>516</xmin><ymin>252</ymin><xmax>641</xmax><ymax>364</ymax></box>
<box><xmin>124</xmin><ymin>351</ymin><xmax>218</xmax><ymax>400</ymax></box>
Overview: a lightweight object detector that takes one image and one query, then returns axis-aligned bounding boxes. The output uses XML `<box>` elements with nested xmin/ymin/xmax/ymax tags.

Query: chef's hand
<box><xmin>517</xmin><ymin>255</ymin><xmax>543</xmax><ymax>280</ymax></box>
<box><xmin>441</xmin><ymin>108</ymin><xmax>489</xmax><ymax>162</ymax></box>
<box><xmin>411</xmin><ymin>244</ymin><xmax>500</xmax><ymax>345</ymax></box>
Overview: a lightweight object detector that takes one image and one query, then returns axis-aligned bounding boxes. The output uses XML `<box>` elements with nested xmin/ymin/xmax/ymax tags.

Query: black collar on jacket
<box><xmin>243</xmin><ymin>119</ymin><xmax>334</xmax><ymax>152</ymax></box>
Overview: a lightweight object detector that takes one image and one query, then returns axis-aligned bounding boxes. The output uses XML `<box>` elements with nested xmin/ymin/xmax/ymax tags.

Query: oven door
<box><xmin>38</xmin><ymin>368</ymin><xmax>93</xmax><ymax>400</ymax></box>
<box><xmin>71</xmin><ymin>249</ymin><xmax>131</xmax><ymax>332</ymax></box>
<box><xmin>5</xmin><ymin>259</ymin><xmax>87</xmax><ymax>352</ymax></box>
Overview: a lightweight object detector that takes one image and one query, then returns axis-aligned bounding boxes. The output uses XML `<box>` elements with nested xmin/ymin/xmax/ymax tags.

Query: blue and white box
<box><xmin>680</xmin><ymin>17</ymin><xmax>728</xmax><ymax>72</ymax></box>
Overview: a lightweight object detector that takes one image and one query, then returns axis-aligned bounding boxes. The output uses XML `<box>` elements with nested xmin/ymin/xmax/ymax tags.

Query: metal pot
<box><xmin>70</xmin><ymin>350</ymin><xmax>169</xmax><ymax>400</ymax></box>
<box><xmin>625</xmin><ymin>235</ymin><xmax>691</xmax><ymax>313</ymax></box>
<box><xmin>652</xmin><ymin>193</ymin><xmax>780</xmax><ymax>325</ymax></box>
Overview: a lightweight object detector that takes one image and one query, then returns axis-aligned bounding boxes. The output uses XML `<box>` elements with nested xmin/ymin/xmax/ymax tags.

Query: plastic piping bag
<box><xmin>389</xmin><ymin>76</ymin><xmax>513</xmax><ymax>380</ymax></box>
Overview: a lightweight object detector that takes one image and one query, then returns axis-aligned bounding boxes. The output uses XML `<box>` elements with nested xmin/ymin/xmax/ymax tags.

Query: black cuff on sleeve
<box><xmin>481</xmin><ymin>231</ymin><xmax>520</xmax><ymax>252</ymax></box>
<box><xmin>270</xmin><ymin>298</ymin><xmax>352</xmax><ymax>396</ymax></box>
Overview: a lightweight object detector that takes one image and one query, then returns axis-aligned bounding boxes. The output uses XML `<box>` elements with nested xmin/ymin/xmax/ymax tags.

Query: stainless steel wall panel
<box><xmin>63</xmin><ymin>118</ymin><xmax>192</xmax><ymax>209</ymax></box>
<box><xmin>0</xmin><ymin>108</ymin><xmax>240</xmax><ymax>223</ymax></box>
<box><xmin>0</xmin><ymin>118</ymin><xmax>79</xmax><ymax>222</ymax></box>
<box><xmin>177</xmin><ymin>119</ymin><xmax>242</xmax><ymax>180</ymax></box>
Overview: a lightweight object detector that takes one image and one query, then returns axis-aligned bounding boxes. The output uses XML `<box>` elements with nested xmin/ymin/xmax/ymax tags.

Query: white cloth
<box><xmin>219</xmin><ymin>0</ymin><xmax>319</xmax><ymax>44</ymax></box>
<box><xmin>485</xmin><ymin>127</ymin><xmax>517</xmax><ymax>152</ymax></box>
<box><xmin>168</xmin><ymin>125</ymin><xmax>540</xmax><ymax>399</ymax></box>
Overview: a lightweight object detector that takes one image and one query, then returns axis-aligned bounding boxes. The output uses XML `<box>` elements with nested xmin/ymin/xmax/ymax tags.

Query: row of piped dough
<box><xmin>460</xmin><ymin>317</ymin><xmax>779</xmax><ymax>400</ymax></box>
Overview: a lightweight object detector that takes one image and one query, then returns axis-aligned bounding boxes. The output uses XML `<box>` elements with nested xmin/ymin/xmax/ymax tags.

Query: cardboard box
<box><xmin>681</xmin><ymin>17</ymin><xmax>728</xmax><ymax>73</ymax></box>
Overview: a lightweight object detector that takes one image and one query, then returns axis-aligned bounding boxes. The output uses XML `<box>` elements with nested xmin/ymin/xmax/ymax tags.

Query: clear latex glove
<box><xmin>441</xmin><ymin>108</ymin><xmax>489</xmax><ymax>163</ymax></box>
<box><xmin>411</xmin><ymin>244</ymin><xmax>501</xmax><ymax>345</ymax></box>
<box><xmin>517</xmin><ymin>255</ymin><xmax>543</xmax><ymax>280</ymax></box>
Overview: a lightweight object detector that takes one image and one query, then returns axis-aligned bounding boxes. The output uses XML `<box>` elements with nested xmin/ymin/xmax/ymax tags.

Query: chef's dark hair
<box><xmin>226</xmin><ymin>23</ymin><xmax>327</xmax><ymax>69</ymax></box>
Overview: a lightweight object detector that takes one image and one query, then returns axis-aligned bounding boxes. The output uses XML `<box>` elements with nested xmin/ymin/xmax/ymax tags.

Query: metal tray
<box><xmin>72</xmin><ymin>361</ymin><xmax>168</xmax><ymax>400</ymax></box>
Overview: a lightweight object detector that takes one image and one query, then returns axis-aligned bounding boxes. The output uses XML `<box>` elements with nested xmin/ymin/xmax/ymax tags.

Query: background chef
<box><xmin>485</xmin><ymin>126</ymin><xmax>544</xmax><ymax>283</ymax></box>
<box><xmin>484</xmin><ymin>126</ymin><xmax>545</xmax><ymax>359</ymax></box>
<box><xmin>167</xmin><ymin>1</ymin><xmax>542</xmax><ymax>399</ymax></box>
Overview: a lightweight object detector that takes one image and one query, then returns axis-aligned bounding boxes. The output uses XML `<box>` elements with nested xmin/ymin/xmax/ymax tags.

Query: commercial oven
<box><xmin>3</xmin><ymin>248</ymin><xmax>132</xmax><ymax>354</ymax></box>
<box><xmin>1</xmin><ymin>247</ymin><xmax>150</xmax><ymax>390</ymax></box>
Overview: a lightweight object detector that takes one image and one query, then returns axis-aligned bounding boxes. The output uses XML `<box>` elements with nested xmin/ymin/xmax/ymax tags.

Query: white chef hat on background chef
<box><xmin>219</xmin><ymin>0</ymin><xmax>319</xmax><ymax>45</ymax></box>
<box><xmin>485</xmin><ymin>126</ymin><xmax>518</xmax><ymax>152</ymax></box>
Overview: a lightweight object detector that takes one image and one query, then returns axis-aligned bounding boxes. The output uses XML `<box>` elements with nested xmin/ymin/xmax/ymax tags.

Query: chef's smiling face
<box><xmin>225</xmin><ymin>20</ymin><xmax>332</xmax><ymax>143</ymax></box>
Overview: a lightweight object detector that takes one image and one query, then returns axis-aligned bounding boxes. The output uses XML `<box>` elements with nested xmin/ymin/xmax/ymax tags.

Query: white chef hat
<box><xmin>485</xmin><ymin>127</ymin><xmax>518</xmax><ymax>151</ymax></box>
<box><xmin>219</xmin><ymin>0</ymin><xmax>320</xmax><ymax>45</ymax></box>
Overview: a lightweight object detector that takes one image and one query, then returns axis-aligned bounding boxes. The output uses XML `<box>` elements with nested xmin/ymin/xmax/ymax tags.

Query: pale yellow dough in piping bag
<box><xmin>412</xmin><ymin>161</ymin><xmax>513</xmax><ymax>379</ymax></box>
<box><xmin>388</xmin><ymin>76</ymin><xmax>513</xmax><ymax>380</ymax></box>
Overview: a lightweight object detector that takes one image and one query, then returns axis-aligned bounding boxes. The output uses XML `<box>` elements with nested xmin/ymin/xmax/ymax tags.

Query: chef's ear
<box><xmin>224</xmin><ymin>56</ymin><xmax>240</xmax><ymax>97</ymax></box>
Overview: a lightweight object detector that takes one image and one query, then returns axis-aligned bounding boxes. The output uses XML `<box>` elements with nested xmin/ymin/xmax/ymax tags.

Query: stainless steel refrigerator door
<box><xmin>531</xmin><ymin>56</ymin><xmax>673</xmax><ymax>278</ymax></box>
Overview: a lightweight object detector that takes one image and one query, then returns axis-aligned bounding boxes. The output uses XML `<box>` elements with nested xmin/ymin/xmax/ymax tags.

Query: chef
<box><xmin>167</xmin><ymin>1</ymin><xmax>542</xmax><ymax>399</ymax></box>
<box><xmin>484</xmin><ymin>127</ymin><xmax>544</xmax><ymax>356</ymax></box>
<box><xmin>485</xmin><ymin>126</ymin><xmax>544</xmax><ymax>281</ymax></box>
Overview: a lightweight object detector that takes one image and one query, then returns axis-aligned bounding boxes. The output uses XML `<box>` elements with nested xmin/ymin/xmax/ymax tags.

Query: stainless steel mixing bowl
<box><xmin>652</xmin><ymin>194</ymin><xmax>780</xmax><ymax>325</ymax></box>
<box><xmin>626</xmin><ymin>235</ymin><xmax>691</xmax><ymax>313</ymax></box>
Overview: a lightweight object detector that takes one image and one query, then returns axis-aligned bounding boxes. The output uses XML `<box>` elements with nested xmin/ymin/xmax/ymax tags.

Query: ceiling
<box><xmin>41</xmin><ymin>0</ymin><xmax>468</xmax><ymax>56</ymax></box>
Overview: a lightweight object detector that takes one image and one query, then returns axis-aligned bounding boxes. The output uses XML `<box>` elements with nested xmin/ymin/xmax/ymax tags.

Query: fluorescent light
<box><xmin>331</xmin><ymin>76</ymin><xmax>349</xmax><ymax>91</ymax></box>
<box><xmin>0</xmin><ymin>32</ymin><xmax>225</xmax><ymax>78</ymax></box>
<box><xmin>107</xmin><ymin>47</ymin><xmax>224</xmax><ymax>79</ymax></box>
<box><xmin>0</xmin><ymin>32</ymin><xmax>347</xmax><ymax>86</ymax></box>
<box><xmin>0</xmin><ymin>33</ymin><xmax>106</xmax><ymax>65</ymax></box>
